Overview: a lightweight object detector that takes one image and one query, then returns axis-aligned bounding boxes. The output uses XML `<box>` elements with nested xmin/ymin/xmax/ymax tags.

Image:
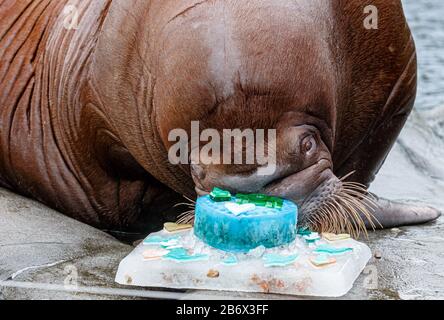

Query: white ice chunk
<box><xmin>224</xmin><ymin>202</ymin><xmax>256</xmax><ymax>215</ymax></box>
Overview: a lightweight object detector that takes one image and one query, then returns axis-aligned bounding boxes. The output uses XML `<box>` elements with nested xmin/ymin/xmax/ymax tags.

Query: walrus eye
<box><xmin>302</xmin><ymin>135</ymin><xmax>316</xmax><ymax>154</ymax></box>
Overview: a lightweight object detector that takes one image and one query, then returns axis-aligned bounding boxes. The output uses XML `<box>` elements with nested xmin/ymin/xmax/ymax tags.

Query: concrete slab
<box><xmin>0</xmin><ymin>188</ymin><xmax>133</xmax><ymax>299</ymax></box>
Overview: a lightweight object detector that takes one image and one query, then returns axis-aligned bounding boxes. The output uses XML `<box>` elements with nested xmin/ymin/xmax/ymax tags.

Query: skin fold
<box><xmin>0</xmin><ymin>0</ymin><xmax>440</xmax><ymax>237</ymax></box>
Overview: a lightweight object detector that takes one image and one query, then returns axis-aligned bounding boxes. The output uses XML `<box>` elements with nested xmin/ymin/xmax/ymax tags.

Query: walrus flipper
<box><xmin>362</xmin><ymin>197</ymin><xmax>441</xmax><ymax>230</ymax></box>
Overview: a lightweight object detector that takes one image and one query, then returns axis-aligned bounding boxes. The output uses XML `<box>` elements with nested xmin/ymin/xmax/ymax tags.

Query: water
<box><xmin>404</xmin><ymin>0</ymin><xmax>444</xmax><ymax>112</ymax></box>
<box><xmin>403</xmin><ymin>0</ymin><xmax>444</xmax><ymax>137</ymax></box>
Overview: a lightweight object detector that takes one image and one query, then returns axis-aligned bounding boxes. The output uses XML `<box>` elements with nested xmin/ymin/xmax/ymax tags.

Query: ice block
<box><xmin>194</xmin><ymin>194</ymin><xmax>298</xmax><ymax>252</ymax></box>
<box><xmin>115</xmin><ymin>228</ymin><xmax>372</xmax><ymax>297</ymax></box>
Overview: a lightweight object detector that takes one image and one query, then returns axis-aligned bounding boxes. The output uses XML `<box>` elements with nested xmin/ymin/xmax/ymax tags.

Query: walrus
<box><xmin>0</xmin><ymin>0</ymin><xmax>440</xmax><ymax>238</ymax></box>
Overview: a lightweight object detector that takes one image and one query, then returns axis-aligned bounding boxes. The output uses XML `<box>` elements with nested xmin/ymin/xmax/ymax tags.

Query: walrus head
<box><xmin>149</xmin><ymin>1</ymin><xmax>378</xmax><ymax>236</ymax></box>
<box><xmin>185</xmin><ymin>122</ymin><xmax>378</xmax><ymax>238</ymax></box>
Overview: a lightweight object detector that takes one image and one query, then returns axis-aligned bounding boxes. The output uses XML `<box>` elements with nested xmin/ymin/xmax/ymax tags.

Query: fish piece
<box><xmin>314</xmin><ymin>244</ymin><xmax>353</xmax><ymax>255</ymax></box>
<box><xmin>143</xmin><ymin>235</ymin><xmax>181</xmax><ymax>246</ymax></box>
<box><xmin>142</xmin><ymin>248</ymin><xmax>169</xmax><ymax>260</ymax></box>
<box><xmin>163</xmin><ymin>248</ymin><xmax>209</xmax><ymax>263</ymax></box>
<box><xmin>322</xmin><ymin>233</ymin><xmax>351</xmax><ymax>242</ymax></box>
<box><xmin>164</xmin><ymin>222</ymin><xmax>192</xmax><ymax>233</ymax></box>
<box><xmin>263</xmin><ymin>253</ymin><xmax>299</xmax><ymax>267</ymax></box>
<box><xmin>222</xmin><ymin>255</ymin><xmax>239</xmax><ymax>266</ymax></box>
<box><xmin>310</xmin><ymin>254</ymin><xmax>337</xmax><ymax>267</ymax></box>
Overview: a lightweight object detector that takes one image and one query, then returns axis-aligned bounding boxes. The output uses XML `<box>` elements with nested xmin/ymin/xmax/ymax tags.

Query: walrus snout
<box><xmin>188</xmin><ymin>122</ymin><xmax>335</xmax><ymax>204</ymax></box>
<box><xmin>263</xmin><ymin>159</ymin><xmax>333</xmax><ymax>203</ymax></box>
<box><xmin>191</xmin><ymin>157</ymin><xmax>334</xmax><ymax>204</ymax></box>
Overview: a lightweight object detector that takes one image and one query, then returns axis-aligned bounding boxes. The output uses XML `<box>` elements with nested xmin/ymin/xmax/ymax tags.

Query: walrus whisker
<box><xmin>336</xmin><ymin>198</ymin><xmax>361</xmax><ymax>238</ymax></box>
<box><xmin>341</xmin><ymin>185</ymin><xmax>373</xmax><ymax>196</ymax></box>
<box><xmin>307</xmin><ymin>216</ymin><xmax>316</xmax><ymax>228</ymax></box>
<box><xmin>174</xmin><ymin>196</ymin><xmax>197</xmax><ymax>225</ymax></box>
<box><xmin>342</xmin><ymin>194</ymin><xmax>372</xmax><ymax>229</ymax></box>
<box><xmin>341</xmin><ymin>191</ymin><xmax>373</xmax><ymax>234</ymax></box>
<box><xmin>182</xmin><ymin>195</ymin><xmax>196</xmax><ymax>204</ymax></box>
<box><xmin>319</xmin><ymin>201</ymin><xmax>343</xmax><ymax>235</ymax></box>
<box><xmin>346</xmin><ymin>193</ymin><xmax>378</xmax><ymax>227</ymax></box>
<box><xmin>174</xmin><ymin>202</ymin><xmax>196</xmax><ymax>209</ymax></box>
<box><xmin>327</xmin><ymin>205</ymin><xmax>342</xmax><ymax>233</ymax></box>
<box><xmin>309</xmin><ymin>183</ymin><xmax>379</xmax><ymax>239</ymax></box>
<box><xmin>342</xmin><ymin>189</ymin><xmax>379</xmax><ymax>209</ymax></box>
<box><xmin>337</xmin><ymin>193</ymin><xmax>368</xmax><ymax>237</ymax></box>
<box><xmin>342</xmin><ymin>182</ymin><xmax>370</xmax><ymax>191</ymax></box>
<box><xmin>322</xmin><ymin>211</ymin><xmax>334</xmax><ymax>232</ymax></box>
<box><xmin>176</xmin><ymin>196</ymin><xmax>196</xmax><ymax>225</ymax></box>
<box><xmin>322</xmin><ymin>203</ymin><xmax>342</xmax><ymax>233</ymax></box>
<box><xmin>341</xmin><ymin>187</ymin><xmax>381</xmax><ymax>231</ymax></box>
<box><xmin>308</xmin><ymin>214</ymin><xmax>322</xmax><ymax>231</ymax></box>
<box><xmin>176</xmin><ymin>210</ymin><xmax>195</xmax><ymax>225</ymax></box>
<box><xmin>333</xmin><ymin>194</ymin><xmax>360</xmax><ymax>233</ymax></box>
<box><xmin>340</xmin><ymin>170</ymin><xmax>357</xmax><ymax>181</ymax></box>
<box><xmin>341</xmin><ymin>187</ymin><xmax>381</xmax><ymax>227</ymax></box>
<box><xmin>341</xmin><ymin>182</ymin><xmax>368</xmax><ymax>190</ymax></box>
<box><xmin>321</xmin><ymin>206</ymin><xmax>339</xmax><ymax>232</ymax></box>
<box><xmin>328</xmin><ymin>207</ymin><xmax>341</xmax><ymax>233</ymax></box>
<box><xmin>174</xmin><ymin>194</ymin><xmax>197</xmax><ymax>209</ymax></box>
<box><xmin>315</xmin><ymin>209</ymin><xmax>331</xmax><ymax>233</ymax></box>
<box><xmin>329</xmin><ymin>199</ymin><xmax>351</xmax><ymax>234</ymax></box>
<box><xmin>314</xmin><ymin>207</ymin><xmax>329</xmax><ymax>232</ymax></box>
<box><xmin>340</xmin><ymin>184</ymin><xmax>379</xmax><ymax>210</ymax></box>
<box><xmin>341</xmin><ymin>184</ymin><xmax>370</xmax><ymax>194</ymax></box>
<box><xmin>177</xmin><ymin>209</ymin><xmax>195</xmax><ymax>218</ymax></box>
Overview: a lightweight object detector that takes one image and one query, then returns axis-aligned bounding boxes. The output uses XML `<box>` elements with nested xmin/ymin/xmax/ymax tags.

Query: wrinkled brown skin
<box><xmin>0</xmin><ymin>0</ymin><xmax>440</xmax><ymax>236</ymax></box>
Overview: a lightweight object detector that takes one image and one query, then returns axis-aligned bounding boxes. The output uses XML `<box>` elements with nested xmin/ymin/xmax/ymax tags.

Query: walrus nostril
<box><xmin>191</xmin><ymin>164</ymin><xmax>206</xmax><ymax>180</ymax></box>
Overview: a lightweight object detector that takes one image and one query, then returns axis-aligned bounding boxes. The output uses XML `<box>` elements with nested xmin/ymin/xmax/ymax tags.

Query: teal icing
<box><xmin>314</xmin><ymin>245</ymin><xmax>353</xmax><ymax>255</ymax></box>
<box><xmin>303</xmin><ymin>233</ymin><xmax>321</xmax><ymax>243</ymax></box>
<box><xmin>161</xmin><ymin>244</ymin><xmax>183</xmax><ymax>250</ymax></box>
<box><xmin>163</xmin><ymin>248</ymin><xmax>209</xmax><ymax>263</ymax></box>
<box><xmin>263</xmin><ymin>253</ymin><xmax>299</xmax><ymax>267</ymax></box>
<box><xmin>194</xmin><ymin>195</ymin><xmax>298</xmax><ymax>253</ymax></box>
<box><xmin>222</xmin><ymin>255</ymin><xmax>239</xmax><ymax>266</ymax></box>
<box><xmin>297</xmin><ymin>227</ymin><xmax>312</xmax><ymax>236</ymax></box>
<box><xmin>159</xmin><ymin>238</ymin><xmax>181</xmax><ymax>248</ymax></box>
<box><xmin>143</xmin><ymin>235</ymin><xmax>181</xmax><ymax>246</ymax></box>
